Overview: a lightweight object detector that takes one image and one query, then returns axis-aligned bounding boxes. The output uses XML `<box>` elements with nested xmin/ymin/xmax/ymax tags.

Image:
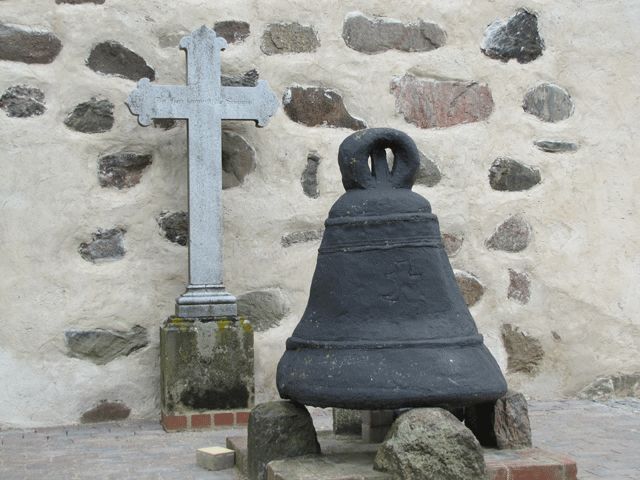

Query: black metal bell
<box><xmin>277</xmin><ymin>128</ymin><xmax>507</xmax><ymax>410</ymax></box>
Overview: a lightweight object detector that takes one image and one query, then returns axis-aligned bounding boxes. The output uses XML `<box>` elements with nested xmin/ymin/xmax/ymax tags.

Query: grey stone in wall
<box><xmin>342</xmin><ymin>12</ymin><xmax>446</xmax><ymax>54</ymax></box>
<box><xmin>152</xmin><ymin>118</ymin><xmax>177</xmax><ymax>130</ymax></box>
<box><xmin>301</xmin><ymin>152</ymin><xmax>320</xmax><ymax>198</ymax></box>
<box><xmin>0</xmin><ymin>23</ymin><xmax>62</xmax><ymax>64</ymax></box>
<box><xmin>65</xmin><ymin>325</ymin><xmax>148</xmax><ymax>365</ymax></box>
<box><xmin>87</xmin><ymin>41</ymin><xmax>155</xmax><ymax>81</ymax></box>
<box><xmin>415</xmin><ymin>151</ymin><xmax>442</xmax><ymax>187</ymax></box>
<box><xmin>261</xmin><ymin>22</ymin><xmax>319</xmax><ymax>55</ymax></box>
<box><xmin>486</xmin><ymin>215</ymin><xmax>531</xmax><ymax>252</ymax></box>
<box><xmin>489</xmin><ymin>157</ymin><xmax>541</xmax><ymax>191</ymax></box>
<box><xmin>374</xmin><ymin>408</ymin><xmax>486</xmax><ymax>480</ymax></box>
<box><xmin>222</xmin><ymin>131</ymin><xmax>256</xmax><ymax>189</ymax></box>
<box><xmin>501</xmin><ymin>324</ymin><xmax>544</xmax><ymax>375</ymax></box>
<box><xmin>214</xmin><ymin>20</ymin><xmax>250</xmax><ymax>44</ymax></box>
<box><xmin>64</xmin><ymin>98</ymin><xmax>114</xmax><ymax>133</ymax></box>
<box><xmin>508</xmin><ymin>269</ymin><xmax>531</xmax><ymax>304</ymax></box>
<box><xmin>283</xmin><ymin>86</ymin><xmax>366</xmax><ymax>130</ymax></box>
<box><xmin>98</xmin><ymin>152</ymin><xmax>152</xmax><ymax>189</ymax></box>
<box><xmin>534</xmin><ymin>140</ymin><xmax>578</xmax><ymax>153</ymax></box>
<box><xmin>391</xmin><ymin>74</ymin><xmax>493</xmax><ymax>129</ymax></box>
<box><xmin>523</xmin><ymin>83</ymin><xmax>574</xmax><ymax>123</ymax></box>
<box><xmin>0</xmin><ymin>85</ymin><xmax>46</xmax><ymax>118</ymax></box>
<box><xmin>79</xmin><ymin>227</ymin><xmax>126</xmax><ymax>262</ymax></box>
<box><xmin>281</xmin><ymin>229</ymin><xmax>324</xmax><ymax>248</ymax></box>
<box><xmin>80</xmin><ymin>401</ymin><xmax>130</xmax><ymax>423</ymax></box>
<box><xmin>221</xmin><ymin>69</ymin><xmax>259</xmax><ymax>87</ymax></box>
<box><xmin>237</xmin><ymin>289</ymin><xmax>289</xmax><ymax>332</ymax></box>
<box><xmin>481</xmin><ymin>9</ymin><xmax>544</xmax><ymax>64</ymax></box>
<box><xmin>454</xmin><ymin>270</ymin><xmax>484</xmax><ymax>307</ymax></box>
<box><xmin>578</xmin><ymin>372</ymin><xmax>640</xmax><ymax>401</ymax></box>
<box><xmin>158</xmin><ymin>211</ymin><xmax>188</xmax><ymax>246</ymax></box>
<box><xmin>442</xmin><ymin>232</ymin><xmax>463</xmax><ymax>257</ymax></box>
<box><xmin>332</xmin><ymin>408</ymin><xmax>362</xmax><ymax>435</ymax></box>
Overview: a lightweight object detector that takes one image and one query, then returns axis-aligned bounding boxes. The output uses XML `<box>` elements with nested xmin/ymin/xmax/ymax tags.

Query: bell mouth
<box><xmin>276</xmin><ymin>340</ymin><xmax>507</xmax><ymax>410</ymax></box>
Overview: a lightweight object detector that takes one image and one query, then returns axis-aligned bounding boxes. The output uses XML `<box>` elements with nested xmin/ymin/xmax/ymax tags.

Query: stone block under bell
<box><xmin>276</xmin><ymin>128</ymin><xmax>507</xmax><ymax>409</ymax></box>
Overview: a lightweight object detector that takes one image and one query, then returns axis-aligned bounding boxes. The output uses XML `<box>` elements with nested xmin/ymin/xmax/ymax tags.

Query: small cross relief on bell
<box><xmin>277</xmin><ymin>128</ymin><xmax>507</xmax><ymax>410</ymax></box>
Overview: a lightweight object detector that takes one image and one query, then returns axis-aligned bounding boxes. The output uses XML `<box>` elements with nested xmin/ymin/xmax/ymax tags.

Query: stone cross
<box><xmin>127</xmin><ymin>25</ymin><xmax>278</xmax><ymax>318</ymax></box>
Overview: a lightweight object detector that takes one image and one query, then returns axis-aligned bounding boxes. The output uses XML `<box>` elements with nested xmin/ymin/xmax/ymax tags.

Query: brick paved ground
<box><xmin>0</xmin><ymin>400</ymin><xmax>637</xmax><ymax>479</ymax></box>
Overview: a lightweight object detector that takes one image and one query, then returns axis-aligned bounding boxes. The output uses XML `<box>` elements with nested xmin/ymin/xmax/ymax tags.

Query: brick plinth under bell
<box><xmin>160</xmin><ymin>316</ymin><xmax>254</xmax><ymax>431</ymax></box>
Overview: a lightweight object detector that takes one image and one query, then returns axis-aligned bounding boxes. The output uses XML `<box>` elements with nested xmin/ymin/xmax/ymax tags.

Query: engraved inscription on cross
<box><xmin>126</xmin><ymin>26</ymin><xmax>279</xmax><ymax>318</ymax></box>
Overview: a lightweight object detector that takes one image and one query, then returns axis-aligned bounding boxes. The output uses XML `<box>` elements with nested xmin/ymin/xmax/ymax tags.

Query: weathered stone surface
<box><xmin>214</xmin><ymin>20</ymin><xmax>250</xmax><ymax>44</ymax></box>
<box><xmin>415</xmin><ymin>152</ymin><xmax>441</xmax><ymax>187</ymax></box>
<box><xmin>442</xmin><ymin>233</ymin><xmax>463</xmax><ymax>257</ymax></box>
<box><xmin>196</xmin><ymin>447</ymin><xmax>235</xmax><ymax>471</ymax></box>
<box><xmin>248</xmin><ymin>401</ymin><xmax>320</xmax><ymax>480</ymax></box>
<box><xmin>0</xmin><ymin>23</ymin><xmax>62</xmax><ymax>64</ymax></box>
<box><xmin>342</xmin><ymin>12</ymin><xmax>446</xmax><ymax>54</ymax></box>
<box><xmin>237</xmin><ymin>289</ymin><xmax>288</xmax><ymax>332</ymax></box>
<box><xmin>261</xmin><ymin>22</ymin><xmax>319</xmax><ymax>55</ymax></box>
<box><xmin>481</xmin><ymin>9</ymin><xmax>544</xmax><ymax>64</ymax></box>
<box><xmin>0</xmin><ymin>85</ymin><xmax>46</xmax><ymax>118</ymax></box>
<box><xmin>152</xmin><ymin>118</ymin><xmax>176</xmax><ymax>130</ymax></box>
<box><xmin>160</xmin><ymin>317</ymin><xmax>254</xmax><ymax>411</ymax></box>
<box><xmin>78</xmin><ymin>227</ymin><xmax>126</xmax><ymax>262</ymax></box>
<box><xmin>363</xmin><ymin>410</ymin><xmax>395</xmax><ymax>443</ymax></box>
<box><xmin>523</xmin><ymin>83</ymin><xmax>574</xmax><ymax>123</ymax></box>
<box><xmin>502</xmin><ymin>324</ymin><xmax>544</xmax><ymax>375</ymax></box>
<box><xmin>374</xmin><ymin>408</ymin><xmax>486</xmax><ymax>480</ymax></box>
<box><xmin>98</xmin><ymin>152</ymin><xmax>152</xmax><ymax>189</ymax></box>
<box><xmin>56</xmin><ymin>0</ymin><xmax>105</xmax><ymax>3</ymax></box>
<box><xmin>221</xmin><ymin>69</ymin><xmax>259</xmax><ymax>87</ymax></box>
<box><xmin>301</xmin><ymin>152</ymin><xmax>320</xmax><ymax>198</ymax></box>
<box><xmin>486</xmin><ymin>215</ymin><xmax>531</xmax><ymax>252</ymax></box>
<box><xmin>65</xmin><ymin>325</ymin><xmax>148</xmax><ymax>365</ymax></box>
<box><xmin>80</xmin><ymin>401</ymin><xmax>130</xmax><ymax>423</ymax></box>
<box><xmin>87</xmin><ymin>41</ymin><xmax>155</xmax><ymax>81</ymax></box>
<box><xmin>465</xmin><ymin>391</ymin><xmax>532</xmax><ymax>450</ymax></box>
<box><xmin>64</xmin><ymin>98</ymin><xmax>114</xmax><ymax>133</ymax></box>
<box><xmin>454</xmin><ymin>270</ymin><xmax>484</xmax><ymax>307</ymax></box>
<box><xmin>283</xmin><ymin>86</ymin><xmax>366</xmax><ymax>130</ymax></box>
<box><xmin>222</xmin><ymin>131</ymin><xmax>256</xmax><ymax>189</ymax></box>
<box><xmin>489</xmin><ymin>157</ymin><xmax>541</xmax><ymax>191</ymax></box>
<box><xmin>391</xmin><ymin>74</ymin><xmax>493</xmax><ymax>129</ymax></box>
<box><xmin>578</xmin><ymin>372</ymin><xmax>640</xmax><ymax>401</ymax></box>
<box><xmin>281</xmin><ymin>229</ymin><xmax>324</xmax><ymax>248</ymax></box>
<box><xmin>508</xmin><ymin>269</ymin><xmax>531</xmax><ymax>304</ymax></box>
<box><xmin>333</xmin><ymin>408</ymin><xmax>362</xmax><ymax>435</ymax></box>
<box><xmin>534</xmin><ymin>140</ymin><xmax>578</xmax><ymax>153</ymax></box>
<box><xmin>157</xmin><ymin>211</ymin><xmax>187</xmax><ymax>246</ymax></box>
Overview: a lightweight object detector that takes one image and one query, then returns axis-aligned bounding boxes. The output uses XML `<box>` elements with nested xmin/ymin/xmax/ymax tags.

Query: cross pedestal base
<box><xmin>160</xmin><ymin>316</ymin><xmax>253</xmax><ymax>431</ymax></box>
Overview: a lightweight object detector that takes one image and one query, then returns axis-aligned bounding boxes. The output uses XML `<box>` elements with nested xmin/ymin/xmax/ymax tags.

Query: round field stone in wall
<box><xmin>301</xmin><ymin>152</ymin><xmax>320</xmax><ymax>198</ymax></box>
<box><xmin>261</xmin><ymin>22</ymin><xmax>319</xmax><ymax>55</ymax></box>
<box><xmin>415</xmin><ymin>152</ymin><xmax>441</xmax><ymax>187</ymax></box>
<box><xmin>78</xmin><ymin>227</ymin><xmax>126</xmax><ymax>262</ymax></box>
<box><xmin>221</xmin><ymin>69</ymin><xmax>259</xmax><ymax>87</ymax></box>
<box><xmin>281</xmin><ymin>229</ymin><xmax>324</xmax><ymax>248</ymax></box>
<box><xmin>157</xmin><ymin>211</ymin><xmax>188</xmax><ymax>246</ymax></box>
<box><xmin>342</xmin><ymin>11</ymin><xmax>446</xmax><ymax>54</ymax></box>
<box><xmin>65</xmin><ymin>325</ymin><xmax>148</xmax><ymax>364</ymax></box>
<box><xmin>283</xmin><ymin>86</ymin><xmax>366</xmax><ymax>130</ymax></box>
<box><xmin>98</xmin><ymin>152</ymin><xmax>152</xmax><ymax>189</ymax></box>
<box><xmin>391</xmin><ymin>74</ymin><xmax>493</xmax><ymax>129</ymax></box>
<box><xmin>0</xmin><ymin>85</ymin><xmax>46</xmax><ymax>118</ymax></box>
<box><xmin>501</xmin><ymin>324</ymin><xmax>544</xmax><ymax>375</ymax></box>
<box><xmin>454</xmin><ymin>270</ymin><xmax>484</xmax><ymax>307</ymax></box>
<box><xmin>0</xmin><ymin>23</ymin><xmax>62</xmax><ymax>64</ymax></box>
<box><xmin>237</xmin><ymin>289</ymin><xmax>289</xmax><ymax>332</ymax></box>
<box><xmin>214</xmin><ymin>20</ymin><xmax>250</xmax><ymax>44</ymax></box>
<box><xmin>508</xmin><ymin>269</ymin><xmax>531</xmax><ymax>304</ymax></box>
<box><xmin>81</xmin><ymin>401</ymin><xmax>130</xmax><ymax>423</ymax></box>
<box><xmin>523</xmin><ymin>83</ymin><xmax>574</xmax><ymax>123</ymax></box>
<box><xmin>534</xmin><ymin>140</ymin><xmax>578</xmax><ymax>153</ymax></box>
<box><xmin>87</xmin><ymin>41</ymin><xmax>155</xmax><ymax>81</ymax></box>
<box><xmin>442</xmin><ymin>233</ymin><xmax>463</xmax><ymax>257</ymax></box>
<box><xmin>486</xmin><ymin>215</ymin><xmax>531</xmax><ymax>252</ymax></box>
<box><xmin>481</xmin><ymin>9</ymin><xmax>544</xmax><ymax>63</ymax></box>
<box><xmin>64</xmin><ymin>98</ymin><xmax>114</xmax><ymax>133</ymax></box>
<box><xmin>489</xmin><ymin>157</ymin><xmax>541</xmax><ymax>191</ymax></box>
<box><xmin>222</xmin><ymin>131</ymin><xmax>256</xmax><ymax>189</ymax></box>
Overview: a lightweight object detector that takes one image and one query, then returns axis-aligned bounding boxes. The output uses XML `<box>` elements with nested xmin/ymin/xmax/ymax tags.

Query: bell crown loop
<box><xmin>338</xmin><ymin>128</ymin><xmax>420</xmax><ymax>191</ymax></box>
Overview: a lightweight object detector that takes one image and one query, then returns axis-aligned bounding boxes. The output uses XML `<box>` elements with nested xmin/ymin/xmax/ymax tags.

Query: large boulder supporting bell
<box><xmin>276</xmin><ymin>128</ymin><xmax>507</xmax><ymax>410</ymax></box>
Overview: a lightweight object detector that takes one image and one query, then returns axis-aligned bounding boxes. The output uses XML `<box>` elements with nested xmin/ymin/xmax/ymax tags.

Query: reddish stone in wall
<box><xmin>391</xmin><ymin>74</ymin><xmax>493</xmax><ymax>129</ymax></box>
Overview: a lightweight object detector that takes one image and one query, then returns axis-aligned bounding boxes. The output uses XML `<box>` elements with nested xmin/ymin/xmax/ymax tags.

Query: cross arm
<box><xmin>220</xmin><ymin>80</ymin><xmax>279</xmax><ymax>127</ymax></box>
<box><xmin>126</xmin><ymin>78</ymin><xmax>192</xmax><ymax>126</ymax></box>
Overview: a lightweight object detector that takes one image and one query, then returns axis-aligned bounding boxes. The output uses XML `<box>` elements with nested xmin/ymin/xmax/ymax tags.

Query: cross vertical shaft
<box><xmin>126</xmin><ymin>25</ymin><xmax>279</xmax><ymax>318</ymax></box>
